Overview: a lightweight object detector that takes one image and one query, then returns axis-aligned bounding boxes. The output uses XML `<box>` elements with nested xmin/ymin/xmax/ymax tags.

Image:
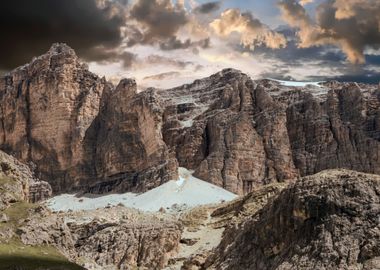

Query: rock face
<box><xmin>159</xmin><ymin>70</ymin><xmax>298</xmax><ymax>194</ymax></box>
<box><xmin>87</xmin><ymin>80</ymin><xmax>178</xmax><ymax>193</ymax></box>
<box><xmin>0</xmin><ymin>44</ymin><xmax>177</xmax><ymax>194</ymax></box>
<box><xmin>159</xmin><ymin>70</ymin><xmax>380</xmax><ymax>194</ymax></box>
<box><xmin>0</xmin><ymin>43</ymin><xmax>111</xmax><ymax>193</ymax></box>
<box><xmin>0</xmin><ymin>44</ymin><xmax>379</xmax><ymax>195</ymax></box>
<box><xmin>205</xmin><ymin>170</ymin><xmax>380</xmax><ymax>270</ymax></box>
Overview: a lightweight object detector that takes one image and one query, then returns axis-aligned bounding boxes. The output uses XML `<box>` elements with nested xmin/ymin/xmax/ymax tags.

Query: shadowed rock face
<box><xmin>0</xmin><ymin>44</ymin><xmax>379</xmax><ymax>195</ymax></box>
<box><xmin>205</xmin><ymin>170</ymin><xmax>380</xmax><ymax>270</ymax></box>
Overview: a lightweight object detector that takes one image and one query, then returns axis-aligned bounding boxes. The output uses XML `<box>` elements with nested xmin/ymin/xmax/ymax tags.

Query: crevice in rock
<box><xmin>25</xmin><ymin>79</ymin><xmax>32</xmax><ymax>161</ymax></box>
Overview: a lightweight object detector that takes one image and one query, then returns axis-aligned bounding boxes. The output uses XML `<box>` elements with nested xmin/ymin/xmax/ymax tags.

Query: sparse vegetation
<box><xmin>0</xmin><ymin>240</ymin><xmax>84</xmax><ymax>270</ymax></box>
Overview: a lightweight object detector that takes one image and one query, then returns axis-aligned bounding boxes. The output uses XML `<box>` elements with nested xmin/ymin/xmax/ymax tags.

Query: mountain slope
<box><xmin>204</xmin><ymin>170</ymin><xmax>380</xmax><ymax>270</ymax></box>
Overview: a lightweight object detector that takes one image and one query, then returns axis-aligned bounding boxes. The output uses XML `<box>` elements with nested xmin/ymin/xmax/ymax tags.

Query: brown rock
<box><xmin>0</xmin><ymin>43</ymin><xmax>111</xmax><ymax>193</ymax></box>
<box><xmin>20</xmin><ymin>206</ymin><xmax>183</xmax><ymax>269</ymax></box>
<box><xmin>205</xmin><ymin>170</ymin><xmax>380</xmax><ymax>270</ymax></box>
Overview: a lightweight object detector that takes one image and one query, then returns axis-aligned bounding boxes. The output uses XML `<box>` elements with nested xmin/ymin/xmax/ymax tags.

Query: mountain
<box><xmin>0</xmin><ymin>44</ymin><xmax>379</xmax><ymax>269</ymax></box>
<box><xmin>1</xmin><ymin>43</ymin><xmax>379</xmax><ymax>196</ymax></box>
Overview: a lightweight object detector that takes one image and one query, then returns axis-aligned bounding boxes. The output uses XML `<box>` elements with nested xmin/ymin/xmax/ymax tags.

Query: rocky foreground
<box><xmin>1</xmin><ymin>43</ymin><xmax>379</xmax><ymax>195</ymax></box>
<box><xmin>0</xmin><ymin>148</ymin><xmax>379</xmax><ymax>270</ymax></box>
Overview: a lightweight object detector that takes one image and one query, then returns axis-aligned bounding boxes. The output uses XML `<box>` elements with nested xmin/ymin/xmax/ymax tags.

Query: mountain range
<box><xmin>0</xmin><ymin>44</ymin><xmax>379</xmax><ymax>270</ymax></box>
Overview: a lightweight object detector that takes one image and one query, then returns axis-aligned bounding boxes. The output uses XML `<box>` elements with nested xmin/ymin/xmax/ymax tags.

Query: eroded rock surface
<box><xmin>0</xmin><ymin>150</ymin><xmax>51</xmax><ymax>209</ymax></box>
<box><xmin>20</xmin><ymin>206</ymin><xmax>182</xmax><ymax>269</ymax></box>
<box><xmin>205</xmin><ymin>170</ymin><xmax>380</xmax><ymax>270</ymax></box>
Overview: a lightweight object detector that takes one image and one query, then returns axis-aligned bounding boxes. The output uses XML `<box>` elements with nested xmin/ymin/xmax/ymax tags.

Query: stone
<box><xmin>0</xmin><ymin>213</ymin><xmax>8</xmax><ymax>223</ymax></box>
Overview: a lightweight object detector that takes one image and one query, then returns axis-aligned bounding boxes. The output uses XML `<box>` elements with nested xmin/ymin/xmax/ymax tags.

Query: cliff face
<box><xmin>0</xmin><ymin>43</ymin><xmax>110</xmax><ymax>192</ymax></box>
<box><xmin>0</xmin><ymin>44</ymin><xmax>177</xmax><ymax>193</ymax></box>
<box><xmin>159</xmin><ymin>70</ymin><xmax>380</xmax><ymax>194</ymax></box>
<box><xmin>0</xmin><ymin>44</ymin><xmax>379</xmax><ymax>195</ymax></box>
<box><xmin>87</xmin><ymin>79</ymin><xmax>178</xmax><ymax>193</ymax></box>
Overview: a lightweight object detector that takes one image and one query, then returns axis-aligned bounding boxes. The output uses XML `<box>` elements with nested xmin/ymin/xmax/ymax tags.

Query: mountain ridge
<box><xmin>0</xmin><ymin>43</ymin><xmax>379</xmax><ymax>195</ymax></box>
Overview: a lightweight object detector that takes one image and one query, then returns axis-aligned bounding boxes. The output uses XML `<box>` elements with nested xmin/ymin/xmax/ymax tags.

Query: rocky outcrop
<box><xmin>0</xmin><ymin>44</ymin><xmax>379</xmax><ymax>195</ymax></box>
<box><xmin>0</xmin><ymin>150</ymin><xmax>51</xmax><ymax>209</ymax></box>
<box><xmin>159</xmin><ymin>69</ymin><xmax>298</xmax><ymax>195</ymax></box>
<box><xmin>205</xmin><ymin>170</ymin><xmax>380</xmax><ymax>270</ymax></box>
<box><xmin>20</xmin><ymin>206</ymin><xmax>182</xmax><ymax>269</ymax></box>
<box><xmin>28</xmin><ymin>181</ymin><xmax>53</xmax><ymax>203</ymax></box>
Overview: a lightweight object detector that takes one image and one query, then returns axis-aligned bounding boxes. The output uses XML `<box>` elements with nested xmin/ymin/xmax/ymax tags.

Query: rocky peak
<box><xmin>115</xmin><ymin>78</ymin><xmax>137</xmax><ymax>94</ymax></box>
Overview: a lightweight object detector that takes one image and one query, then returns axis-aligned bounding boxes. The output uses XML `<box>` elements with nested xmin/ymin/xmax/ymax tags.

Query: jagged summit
<box><xmin>47</xmin><ymin>42</ymin><xmax>76</xmax><ymax>55</ymax></box>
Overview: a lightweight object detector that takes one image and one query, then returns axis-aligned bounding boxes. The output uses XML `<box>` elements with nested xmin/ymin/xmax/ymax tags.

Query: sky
<box><xmin>1</xmin><ymin>0</ymin><xmax>380</xmax><ymax>89</ymax></box>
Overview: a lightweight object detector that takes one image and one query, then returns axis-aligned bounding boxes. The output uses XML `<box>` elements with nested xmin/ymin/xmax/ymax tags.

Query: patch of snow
<box><xmin>176</xmin><ymin>176</ymin><xmax>185</xmax><ymax>188</ymax></box>
<box><xmin>179</xmin><ymin>119</ymin><xmax>194</xmax><ymax>128</ymax></box>
<box><xmin>269</xmin><ymin>78</ymin><xmax>324</xmax><ymax>88</ymax></box>
<box><xmin>46</xmin><ymin>167</ymin><xmax>237</xmax><ymax>213</ymax></box>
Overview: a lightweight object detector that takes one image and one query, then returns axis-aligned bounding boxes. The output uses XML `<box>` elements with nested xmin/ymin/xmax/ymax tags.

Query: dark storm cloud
<box><xmin>119</xmin><ymin>52</ymin><xmax>138</xmax><ymax>68</ymax></box>
<box><xmin>194</xmin><ymin>1</ymin><xmax>221</xmax><ymax>14</ymax></box>
<box><xmin>127</xmin><ymin>0</ymin><xmax>209</xmax><ymax>51</ymax></box>
<box><xmin>250</xmin><ymin>25</ymin><xmax>380</xmax><ymax>84</ymax></box>
<box><xmin>0</xmin><ymin>0</ymin><xmax>127</xmax><ymax>70</ymax></box>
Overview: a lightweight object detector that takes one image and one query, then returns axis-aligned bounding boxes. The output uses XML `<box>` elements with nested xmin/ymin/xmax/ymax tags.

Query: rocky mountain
<box><xmin>0</xmin><ymin>43</ymin><xmax>379</xmax><ymax>196</ymax></box>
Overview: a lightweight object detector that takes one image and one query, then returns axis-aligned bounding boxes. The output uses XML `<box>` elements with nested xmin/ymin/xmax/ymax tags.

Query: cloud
<box><xmin>144</xmin><ymin>55</ymin><xmax>194</xmax><ymax>69</ymax></box>
<box><xmin>210</xmin><ymin>9</ymin><xmax>287</xmax><ymax>50</ymax></box>
<box><xmin>0</xmin><ymin>0</ymin><xmax>127</xmax><ymax>70</ymax></box>
<box><xmin>143</xmin><ymin>71</ymin><xmax>181</xmax><ymax>81</ymax></box>
<box><xmin>193</xmin><ymin>1</ymin><xmax>221</xmax><ymax>14</ymax></box>
<box><xmin>129</xmin><ymin>0</ymin><xmax>188</xmax><ymax>44</ymax></box>
<box><xmin>126</xmin><ymin>0</ymin><xmax>210</xmax><ymax>51</ymax></box>
<box><xmin>278</xmin><ymin>0</ymin><xmax>380</xmax><ymax>64</ymax></box>
<box><xmin>159</xmin><ymin>37</ymin><xmax>210</xmax><ymax>50</ymax></box>
<box><xmin>299</xmin><ymin>0</ymin><xmax>313</xmax><ymax>5</ymax></box>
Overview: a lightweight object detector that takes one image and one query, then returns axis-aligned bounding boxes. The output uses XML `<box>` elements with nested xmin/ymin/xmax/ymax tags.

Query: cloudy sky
<box><xmin>1</xmin><ymin>0</ymin><xmax>380</xmax><ymax>89</ymax></box>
